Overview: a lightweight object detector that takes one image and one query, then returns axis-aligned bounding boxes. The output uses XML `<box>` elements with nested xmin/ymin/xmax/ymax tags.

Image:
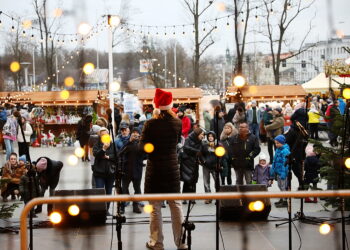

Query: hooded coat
<box><xmin>270</xmin><ymin>144</ymin><xmax>290</xmax><ymax>180</ymax></box>
<box><xmin>201</xmin><ymin>131</ymin><xmax>217</xmax><ymax>170</ymax></box>
<box><xmin>180</xmin><ymin>131</ymin><xmax>203</xmax><ymax>184</ymax></box>
<box><xmin>141</xmin><ymin>111</ymin><xmax>182</xmax><ymax>193</ymax></box>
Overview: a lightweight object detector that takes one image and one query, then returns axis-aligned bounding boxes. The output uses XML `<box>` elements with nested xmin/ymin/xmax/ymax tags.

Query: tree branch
<box><xmin>198</xmin><ymin>26</ymin><xmax>215</xmax><ymax>46</ymax></box>
<box><xmin>199</xmin><ymin>39</ymin><xmax>214</xmax><ymax>57</ymax></box>
<box><xmin>199</xmin><ymin>0</ymin><xmax>215</xmax><ymax>16</ymax></box>
<box><xmin>183</xmin><ymin>0</ymin><xmax>195</xmax><ymax>15</ymax></box>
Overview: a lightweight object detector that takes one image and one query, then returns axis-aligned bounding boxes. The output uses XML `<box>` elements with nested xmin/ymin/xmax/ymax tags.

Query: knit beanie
<box><xmin>36</xmin><ymin>158</ymin><xmax>48</xmax><ymax>172</ymax></box>
<box><xmin>19</xmin><ymin>155</ymin><xmax>26</xmax><ymax>163</ymax></box>
<box><xmin>274</xmin><ymin>135</ymin><xmax>286</xmax><ymax>145</ymax></box>
<box><xmin>259</xmin><ymin>153</ymin><xmax>267</xmax><ymax>161</ymax></box>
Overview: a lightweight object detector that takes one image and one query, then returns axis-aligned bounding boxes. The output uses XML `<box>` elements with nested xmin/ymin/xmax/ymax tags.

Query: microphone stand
<box><xmin>18</xmin><ymin>116</ymin><xmax>36</xmax><ymax>250</ymax></box>
<box><xmin>181</xmin><ymin>200</ymin><xmax>195</xmax><ymax>250</ymax></box>
<box><xmin>107</xmin><ymin>112</ymin><xmax>125</xmax><ymax>250</ymax></box>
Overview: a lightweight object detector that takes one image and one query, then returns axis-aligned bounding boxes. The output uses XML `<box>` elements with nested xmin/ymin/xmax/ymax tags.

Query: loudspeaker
<box><xmin>219</xmin><ymin>184</ymin><xmax>271</xmax><ymax>221</ymax></box>
<box><xmin>53</xmin><ymin>188</ymin><xmax>107</xmax><ymax>225</ymax></box>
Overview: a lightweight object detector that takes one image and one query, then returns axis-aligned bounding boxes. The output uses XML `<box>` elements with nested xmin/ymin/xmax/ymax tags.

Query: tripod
<box><xmin>106</xmin><ymin>109</ymin><xmax>125</xmax><ymax>250</ymax></box>
<box><xmin>181</xmin><ymin>200</ymin><xmax>195</xmax><ymax>250</ymax></box>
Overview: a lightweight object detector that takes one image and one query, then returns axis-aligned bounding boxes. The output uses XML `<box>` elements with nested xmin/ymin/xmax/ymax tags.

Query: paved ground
<box><xmin>1</xmin><ymin>138</ymin><xmax>349</xmax><ymax>250</ymax></box>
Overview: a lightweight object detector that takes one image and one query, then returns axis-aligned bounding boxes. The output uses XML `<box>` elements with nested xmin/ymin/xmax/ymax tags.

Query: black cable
<box><xmin>219</xmin><ymin>227</ymin><xmax>226</xmax><ymax>250</ymax></box>
<box><xmin>292</xmin><ymin>221</ymin><xmax>302</xmax><ymax>250</ymax></box>
<box><xmin>110</xmin><ymin>188</ymin><xmax>116</xmax><ymax>250</ymax></box>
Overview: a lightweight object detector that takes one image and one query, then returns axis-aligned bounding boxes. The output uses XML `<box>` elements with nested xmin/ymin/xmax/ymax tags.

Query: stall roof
<box><xmin>302</xmin><ymin>73</ymin><xmax>350</xmax><ymax>92</ymax></box>
<box><xmin>0</xmin><ymin>90</ymin><xmax>109</xmax><ymax>106</ymax></box>
<box><xmin>227</xmin><ymin>84</ymin><xmax>306</xmax><ymax>101</ymax></box>
<box><xmin>138</xmin><ymin>88</ymin><xmax>203</xmax><ymax>103</ymax></box>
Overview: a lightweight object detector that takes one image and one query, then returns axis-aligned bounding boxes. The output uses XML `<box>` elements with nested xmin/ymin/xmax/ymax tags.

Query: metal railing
<box><xmin>20</xmin><ymin>190</ymin><xmax>350</xmax><ymax>250</ymax></box>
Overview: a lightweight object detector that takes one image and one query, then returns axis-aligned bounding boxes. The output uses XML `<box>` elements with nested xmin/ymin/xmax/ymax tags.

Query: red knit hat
<box><xmin>153</xmin><ymin>88</ymin><xmax>173</xmax><ymax>110</ymax></box>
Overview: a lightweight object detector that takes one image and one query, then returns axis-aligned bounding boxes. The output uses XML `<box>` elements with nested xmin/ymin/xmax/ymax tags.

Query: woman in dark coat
<box><xmin>92</xmin><ymin>127</ymin><xmax>116</xmax><ymax>211</ymax></box>
<box><xmin>180</xmin><ymin>128</ymin><xmax>204</xmax><ymax>194</ymax></box>
<box><xmin>76</xmin><ymin>115</ymin><xmax>93</xmax><ymax>161</ymax></box>
<box><xmin>140</xmin><ymin>88</ymin><xmax>187</xmax><ymax>250</ymax></box>
<box><xmin>33</xmin><ymin>156</ymin><xmax>63</xmax><ymax>214</ymax></box>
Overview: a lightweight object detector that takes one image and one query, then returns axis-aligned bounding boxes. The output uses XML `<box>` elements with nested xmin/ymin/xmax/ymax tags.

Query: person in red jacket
<box><xmin>178</xmin><ymin>110</ymin><xmax>191</xmax><ymax>138</ymax></box>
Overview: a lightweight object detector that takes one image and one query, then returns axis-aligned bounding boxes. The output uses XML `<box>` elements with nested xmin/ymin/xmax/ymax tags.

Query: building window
<box><xmin>265</xmin><ymin>61</ymin><xmax>270</xmax><ymax>68</ymax></box>
<box><xmin>282</xmin><ymin>59</ymin><xmax>286</xmax><ymax>67</ymax></box>
<box><xmin>302</xmin><ymin>60</ymin><xmax>306</xmax><ymax>68</ymax></box>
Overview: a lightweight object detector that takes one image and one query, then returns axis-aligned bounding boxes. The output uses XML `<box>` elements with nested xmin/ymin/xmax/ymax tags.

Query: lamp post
<box><xmin>20</xmin><ymin>62</ymin><xmax>31</xmax><ymax>91</ymax></box>
<box><xmin>107</xmin><ymin>15</ymin><xmax>121</xmax><ymax>127</ymax></box>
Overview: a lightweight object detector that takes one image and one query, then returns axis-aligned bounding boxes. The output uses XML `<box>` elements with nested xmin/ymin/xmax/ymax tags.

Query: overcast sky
<box><xmin>1</xmin><ymin>0</ymin><xmax>349</xmax><ymax>57</ymax></box>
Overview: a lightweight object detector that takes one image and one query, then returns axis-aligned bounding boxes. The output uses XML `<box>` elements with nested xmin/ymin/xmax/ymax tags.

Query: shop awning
<box><xmin>137</xmin><ymin>88</ymin><xmax>203</xmax><ymax>104</ymax></box>
<box><xmin>0</xmin><ymin>90</ymin><xmax>109</xmax><ymax>106</ymax></box>
<box><xmin>226</xmin><ymin>84</ymin><xmax>306</xmax><ymax>101</ymax></box>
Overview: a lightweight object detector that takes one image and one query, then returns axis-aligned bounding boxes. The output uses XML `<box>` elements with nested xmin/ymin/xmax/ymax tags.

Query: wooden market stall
<box><xmin>0</xmin><ymin>90</ymin><xmax>109</xmax><ymax>139</ymax></box>
<box><xmin>137</xmin><ymin>88</ymin><xmax>203</xmax><ymax>120</ymax></box>
<box><xmin>226</xmin><ymin>84</ymin><xmax>307</xmax><ymax>102</ymax></box>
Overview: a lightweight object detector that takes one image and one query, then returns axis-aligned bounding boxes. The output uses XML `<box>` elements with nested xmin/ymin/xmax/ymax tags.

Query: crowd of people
<box><xmin>0</xmin><ymin>90</ymin><xmax>345</xmax><ymax>250</ymax></box>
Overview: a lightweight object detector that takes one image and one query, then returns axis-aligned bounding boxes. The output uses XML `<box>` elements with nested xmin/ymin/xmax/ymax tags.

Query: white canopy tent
<box><xmin>302</xmin><ymin>73</ymin><xmax>350</xmax><ymax>93</ymax></box>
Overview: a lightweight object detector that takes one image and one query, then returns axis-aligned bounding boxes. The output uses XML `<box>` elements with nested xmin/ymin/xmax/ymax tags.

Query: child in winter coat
<box><xmin>270</xmin><ymin>135</ymin><xmax>290</xmax><ymax>208</ymax></box>
<box><xmin>219</xmin><ymin>122</ymin><xmax>238</xmax><ymax>185</ymax></box>
<box><xmin>304</xmin><ymin>145</ymin><xmax>321</xmax><ymax>203</ymax></box>
<box><xmin>201</xmin><ymin>131</ymin><xmax>217</xmax><ymax>204</ymax></box>
<box><xmin>252</xmin><ymin>153</ymin><xmax>272</xmax><ymax>187</ymax></box>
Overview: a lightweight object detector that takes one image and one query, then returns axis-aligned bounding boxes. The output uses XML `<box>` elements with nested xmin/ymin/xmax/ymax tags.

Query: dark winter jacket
<box><xmin>270</xmin><ymin>144</ymin><xmax>290</xmax><ymax>180</ymax></box>
<box><xmin>141</xmin><ymin>111</ymin><xmax>182</xmax><ymax>193</ymax></box>
<box><xmin>35</xmin><ymin>157</ymin><xmax>63</xmax><ymax>191</ymax></box>
<box><xmin>76</xmin><ymin>118</ymin><xmax>91</xmax><ymax>147</ymax></box>
<box><xmin>291</xmin><ymin>108</ymin><xmax>308</xmax><ymax>130</ymax></box>
<box><xmin>118</xmin><ymin>139</ymin><xmax>146</xmax><ymax>180</ymax></box>
<box><xmin>92</xmin><ymin>140</ymin><xmax>117</xmax><ymax>178</ymax></box>
<box><xmin>201</xmin><ymin>132</ymin><xmax>217</xmax><ymax>170</ymax></box>
<box><xmin>229</xmin><ymin>133</ymin><xmax>261</xmax><ymax>171</ymax></box>
<box><xmin>304</xmin><ymin>155</ymin><xmax>320</xmax><ymax>184</ymax></box>
<box><xmin>0</xmin><ymin>110</ymin><xmax>7</xmax><ymax>122</ymax></box>
<box><xmin>180</xmin><ymin>131</ymin><xmax>203</xmax><ymax>184</ymax></box>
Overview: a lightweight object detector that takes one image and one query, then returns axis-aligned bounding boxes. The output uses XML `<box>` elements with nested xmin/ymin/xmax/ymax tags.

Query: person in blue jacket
<box><xmin>270</xmin><ymin>134</ymin><xmax>290</xmax><ymax>208</ymax></box>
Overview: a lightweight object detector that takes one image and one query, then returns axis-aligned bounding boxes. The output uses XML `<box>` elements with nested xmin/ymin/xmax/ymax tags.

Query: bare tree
<box><xmin>33</xmin><ymin>0</ymin><xmax>60</xmax><ymax>90</ymax></box>
<box><xmin>228</xmin><ymin>0</ymin><xmax>251</xmax><ymax>75</ymax></box>
<box><xmin>183</xmin><ymin>0</ymin><xmax>216</xmax><ymax>87</ymax></box>
<box><xmin>4</xmin><ymin>18</ymin><xmax>32</xmax><ymax>91</ymax></box>
<box><xmin>262</xmin><ymin>0</ymin><xmax>315</xmax><ymax>85</ymax></box>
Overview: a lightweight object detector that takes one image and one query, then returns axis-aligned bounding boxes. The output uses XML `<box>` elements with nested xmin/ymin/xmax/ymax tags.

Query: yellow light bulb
<box><xmin>83</xmin><ymin>63</ymin><xmax>95</xmax><ymax>75</ymax></box>
<box><xmin>319</xmin><ymin>223</ymin><xmax>331</xmax><ymax>235</ymax></box>
<box><xmin>50</xmin><ymin>212</ymin><xmax>62</xmax><ymax>224</ymax></box>
<box><xmin>345</xmin><ymin>158</ymin><xmax>350</xmax><ymax>169</ymax></box>
<box><xmin>64</xmin><ymin>76</ymin><xmax>74</xmax><ymax>87</ymax></box>
<box><xmin>78</xmin><ymin>22</ymin><xmax>92</xmax><ymax>35</ymax></box>
<box><xmin>108</xmin><ymin>15</ymin><xmax>121</xmax><ymax>27</ymax></box>
<box><xmin>53</xmin><ymin>8</ymin><xmax>63</xmax><ymax>17</ymax></box>
<box><xmin>74</xmin><ymin>147</ymin><xmax>85</xmax><ymax>158</ymax></box>
<box><xmin>68</xmin><ymin>155</ymin><xmax>78</xmax><ymax>166</ymax></box>
<box><xmin>253</xmin><ymin>200</ymin><xmax>265</xmax><ymax>212</ymax></box>
<box><xmin>215</xmin><ymin>146</ymin><xmax>226</xmax><ymax>157</ymax></box>
<box><xmin>110</xmin><ymin>81</ymin><xmax>121</xmax><ymax>92</ymax></box>
<box><xmin>101</xmin><ymin>134</ymin><xmax>111</xmax><ymax>144</ymax></box>
<box><xmin>342</xmin><ymin>88</ymin><xmax>350</xmax><ymax>99</ymax></box>
<box><xmin>22</xmin><ymin>20</ymin><xmax>32</xmax><ymax>29</ymax></box>
<box><xmin>143</xmin><ymin>204</ymin><xmax>153</xmax><ymax>213</ymax></box>
<box><xmin>60</xmin><ymin>90</ymin><xmax>70</xmax><ymax>100</ymax></box>
<box><xmin>68</xmin><ymin>204</ymin><xmax>80</xmax><ymax>216</ymax></box>
<box><xmin>144</xmin><ymin>143</ymin><xmax>154</xmax><ymax>153</ymax></box>
<box><xmin>10</xmin><ymin>61</ymin><xmax>20</xmax><ymax>73</ymax></box>
<box><xmin>248</xmin><ymin>201</ymin><xmax>256</xmax><ymax>212</ymax></box>
<box><xmin>233</xmin><ymin>75</ymin><xmax>246</xmax><ymax>88</ymax></box>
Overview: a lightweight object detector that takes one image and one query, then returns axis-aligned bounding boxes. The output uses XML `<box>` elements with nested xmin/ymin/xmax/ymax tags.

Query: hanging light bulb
<box><xmin>22</xmin><ymin>30</ymin><xmax>26</xmax><ymax>37</ymax></box>
<box><xmin>287</xmin><ymin>3</ymin><xmax>291</xmax><ymax>9</ymax></box>
<box><xmin>11</xmin><ymin>25</ymin><xmax>15</xmax><ymax>32</ymax></box>
<box><xmin>270</xmin><ymin>8</ymin><xmax>274</xmax><ymax>14</ymax></box>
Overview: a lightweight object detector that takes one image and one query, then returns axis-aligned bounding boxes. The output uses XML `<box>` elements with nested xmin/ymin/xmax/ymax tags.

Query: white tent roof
<box><xmin>302</xmin><ymin>73</ymin><xmax>350</xmax><ymax>92</ymax></box>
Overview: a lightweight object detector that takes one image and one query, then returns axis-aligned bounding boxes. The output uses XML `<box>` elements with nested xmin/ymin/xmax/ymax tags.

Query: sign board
<box><xmin>140</xmin><ymin>59</ymin><xmax>153</xmax><ymax>73</ymax></box>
